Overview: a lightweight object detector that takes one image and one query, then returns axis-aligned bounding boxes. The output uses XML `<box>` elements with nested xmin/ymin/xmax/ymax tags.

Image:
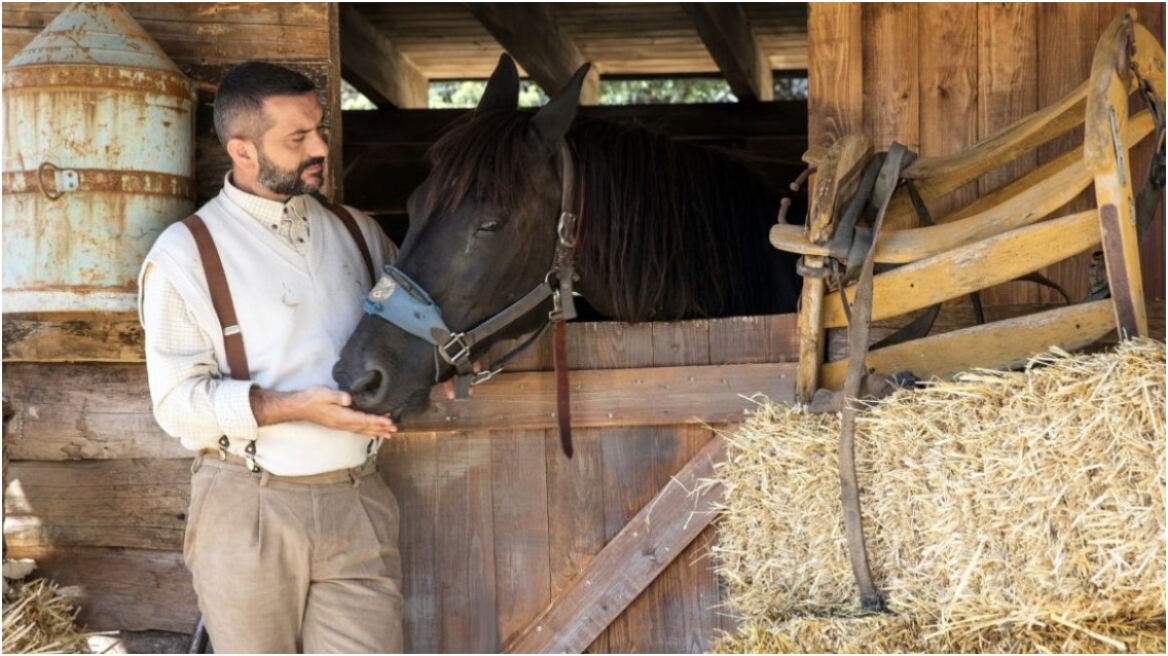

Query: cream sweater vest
<box><xmin>144</xmin><ymin>192</ymin><xmax>392</xmax><ymax>475</ymax></box>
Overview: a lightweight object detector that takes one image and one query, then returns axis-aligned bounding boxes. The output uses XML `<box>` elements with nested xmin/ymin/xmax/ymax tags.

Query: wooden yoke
<box><xmin>776</xmin><ymin>10</ymin><xmax>1164</xmax><ymax>401</ymax></box>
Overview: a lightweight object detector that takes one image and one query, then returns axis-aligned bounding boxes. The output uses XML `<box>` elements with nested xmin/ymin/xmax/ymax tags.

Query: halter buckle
<box><xmin>549</xmin><ymin>289</ymin><xmax>564</xmax><ymax>321</ymax></box>
<box><xmin>558</xmin><ymin>211</ymin><xmax>578</xmax><ymax>247</ymax></box>
<box><xmin>438</xmin><ymin>332</ymin><xmax>471</xmax><ymax>365</ymax></box>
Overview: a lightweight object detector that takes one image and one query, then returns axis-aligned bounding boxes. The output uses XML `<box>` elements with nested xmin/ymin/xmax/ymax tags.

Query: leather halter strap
<box><xmin>368</xmin><ymin>141</ymin><xmax>583</xmax><ymax>456</ymax></box>
<box><xmin>424</xmin><ymin>140</ymin><xmax>582</xmax><ymax>384</ymax></box>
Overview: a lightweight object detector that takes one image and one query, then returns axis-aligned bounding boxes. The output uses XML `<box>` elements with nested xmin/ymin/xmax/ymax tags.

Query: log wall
<box><xmin>807</xmin><ymin>3</ymin><xmax>1166</xmax><ymax>305</ymax></box>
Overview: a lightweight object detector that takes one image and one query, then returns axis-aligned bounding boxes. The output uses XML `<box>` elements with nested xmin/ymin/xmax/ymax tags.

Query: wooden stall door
<box><xmin>379</xmin><ymin>315</ymin><xmax>797</xmax><ymax>653</ymax></box>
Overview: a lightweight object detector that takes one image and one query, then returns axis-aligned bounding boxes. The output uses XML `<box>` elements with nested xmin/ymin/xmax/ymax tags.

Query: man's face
<box><xmin>254</xmin><ymin>93</ymin><xmax>329</xmax><ymax>196</ymax></box>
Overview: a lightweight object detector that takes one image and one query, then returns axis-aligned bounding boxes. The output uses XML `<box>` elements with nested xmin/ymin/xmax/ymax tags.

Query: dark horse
<box><xmin>334</xmin><ymin>55</ymin><xmax>801</xmax><ymax>423</ymax></box>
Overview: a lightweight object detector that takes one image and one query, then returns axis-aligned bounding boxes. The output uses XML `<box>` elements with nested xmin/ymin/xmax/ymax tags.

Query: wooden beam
<box><xmin>5</xmin><ymin>546</ymin><xmax>197</xmax><ymax>634</ymax></box>
<box><xmin>3</xmin><ymin>312</ymin><xmax>144</xmax><ymax>362</ymax></box>
<box><xmin>820</xmin><ymin>300</ymin><xmax>1117</xmax><ymax>389</ymax></box>
<box><xmin>338</xmin><ymin>3</ymin><xmax>427</xmax><ymax>108</ymax></box>
<box><xmin>465</xmin><ymin>3</ymin><xmax>601</xmax><ymax>104</ymax></box>
<box><xmin>2</xmin><ymin>361</ymin><xmax>797</xmax><ymax>460</ymax></box>
<box><xmin>822</xmin><ymin>210</ymin><xmax>1102</xmax><ymax>329</ymax></box>
<box><xmin>343</xmin><ymin>101</ymin><xmax>808</xmax><ymax>145</ymax></box>
<box><xmin>682</xmin><ymin>3</ymin><xmax>774</xmax><ymax>102</ymax></box>
<box><xmin>503</xmin><ymin>436</ymin><xmax>726</xmax><ymax>653</ymax></box>
<box><xmin>406</xmin><ymin>363</ymin><xmax>795</xmax><ymax>432</ymax></box>
<box><xmin>3</xmin><ymin>363</ymin><xmax>190</xmax><ymax>461</ymax></box>
<box><xmin>4</xmin><ymin>459</ymin><xmax>191</xmax><ymax>551</ymax></box>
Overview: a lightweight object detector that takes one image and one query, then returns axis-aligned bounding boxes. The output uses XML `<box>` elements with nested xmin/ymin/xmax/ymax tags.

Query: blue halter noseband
<box><xmin>363</xmin><ymin>265</ymin><xmax>450</xmax><ymax>350</ymax></box>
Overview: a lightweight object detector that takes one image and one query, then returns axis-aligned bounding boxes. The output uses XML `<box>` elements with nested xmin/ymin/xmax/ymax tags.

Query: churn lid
<box><xmin>5</xmin><ymin>2</ymin><xmax>182</xmax><ymax>73</ymax></box>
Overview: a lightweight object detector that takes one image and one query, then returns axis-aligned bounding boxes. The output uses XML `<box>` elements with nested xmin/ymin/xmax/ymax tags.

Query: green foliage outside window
<box><xmin>342</xmin><ymin>76</ymin><xmax>806</xmax><ymax>110</ymax></box>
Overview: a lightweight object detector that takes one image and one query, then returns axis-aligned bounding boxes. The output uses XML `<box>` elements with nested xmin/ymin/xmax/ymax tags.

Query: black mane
<box><xmin>424</xmin><ymin>109</ymin><xmax>792</xmax><ymax>321</ymax></box>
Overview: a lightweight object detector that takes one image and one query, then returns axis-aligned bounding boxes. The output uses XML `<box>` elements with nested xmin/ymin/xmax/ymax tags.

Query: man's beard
<box><xmin>256</xmin><ymin>149</ymin><xmax>325</xmax><ymax>196</ymax></box>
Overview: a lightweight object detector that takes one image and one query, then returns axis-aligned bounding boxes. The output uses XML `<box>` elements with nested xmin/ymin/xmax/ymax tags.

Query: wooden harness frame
<box><xmin>774</xmin><ymin>10</ymin><xmax>1164</xmax><ymax>402</ymax></box>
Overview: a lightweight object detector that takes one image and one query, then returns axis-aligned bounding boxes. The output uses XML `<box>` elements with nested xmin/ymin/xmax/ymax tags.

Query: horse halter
<box><xmin>362</xmin><ymin>140</ymin><xmax>583</xmax><ymax>400</ymax></box>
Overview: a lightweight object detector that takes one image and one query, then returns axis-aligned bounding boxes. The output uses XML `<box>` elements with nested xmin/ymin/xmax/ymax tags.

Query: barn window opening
<box><xmin>430</xmin><ymin>79</ymin><xmax>548</xmax><ymax>108</ymax></box>
<box><xmin>341</xmin><ymin>78</ymin><xmax>377</xmax><ymax>110</ymax></box>
<box><xmin>774</xmin><ymin>74</ymin><xmax>809</xmax><ymax>100</ymax></box>
<box><xmin>343</xmin><ymin>74</ymin><xmax>807</xmax><ymax>109</ymax></box>
<box><xmin>422</xmin><ymin>74</ymin><xmax>807</xmax><ymax>108</ymax></box>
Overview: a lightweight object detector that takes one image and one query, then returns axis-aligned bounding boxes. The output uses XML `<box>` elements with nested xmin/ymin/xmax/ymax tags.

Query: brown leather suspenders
<box><xmin>182</xmin><ymin>215</ymin><xmax>251</xmax><ymax>381</ymax></box>
<box><xmin>327</xmin><ymin>203</ymin><xmax>375</xmax><ymax>285</ymax></box>
<box><xmin>181</xmin><ymin>202</ymin><xmax>376</xmax><ymax>382</ymax></box>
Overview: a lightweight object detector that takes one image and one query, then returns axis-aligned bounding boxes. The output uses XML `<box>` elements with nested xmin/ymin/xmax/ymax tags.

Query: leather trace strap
<box><xmin>183</xmin><ymin>215</ymin><xmax>250</xmax><ymax>381</ymax></box>
<box><xmin>836</xmin><ymin>142</ymin><xmax>915</xmax><ymax>613</ymax></box>
<box><xmin>325</xmin><ymin>202</ymin><xmax>376</xmax><ymax>284</ymax></box>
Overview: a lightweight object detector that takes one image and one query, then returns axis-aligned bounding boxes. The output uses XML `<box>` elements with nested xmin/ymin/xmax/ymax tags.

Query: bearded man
<box><xmin>138</xmin><ymin>62</ymin><xmax>404</xmax><ymax>653</ymax></box>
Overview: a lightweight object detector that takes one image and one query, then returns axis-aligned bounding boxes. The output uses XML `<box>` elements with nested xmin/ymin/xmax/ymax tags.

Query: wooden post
<box><xmin>1086</xmin><ymin>10</ymin><xmax>1151</xmax><ymax>338</ymax></box>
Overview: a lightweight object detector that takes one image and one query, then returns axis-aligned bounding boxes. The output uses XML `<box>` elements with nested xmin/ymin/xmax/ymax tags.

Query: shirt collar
<box><xmin>222</xmin><ymin>173</ymin><xmax>310</xmax><ymax>228</ymax></box>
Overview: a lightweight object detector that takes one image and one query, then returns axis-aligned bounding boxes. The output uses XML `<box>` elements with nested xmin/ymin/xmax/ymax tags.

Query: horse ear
<box><xmin>478</xmin><ymin>54</ymin><xmax>520</xmax><ymax>111</ymax></box>
<box><xmin>527</xmin><ymin>62</ymin><xmax>591</xmax><ymax>150</ymax></box>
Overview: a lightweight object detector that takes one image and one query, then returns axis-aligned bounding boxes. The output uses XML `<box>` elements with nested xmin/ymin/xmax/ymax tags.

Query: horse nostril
<box><xmin>349</xmin><ymin>368</ymin><xmax>384</xmax><ymax>397</ymax></box>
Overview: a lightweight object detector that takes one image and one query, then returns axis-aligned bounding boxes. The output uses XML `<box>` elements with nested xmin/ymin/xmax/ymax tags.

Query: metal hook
<box><xmin>789</xmin><ymin>165</ymin><xmax>816</xmax><ymax>192</ymax></box>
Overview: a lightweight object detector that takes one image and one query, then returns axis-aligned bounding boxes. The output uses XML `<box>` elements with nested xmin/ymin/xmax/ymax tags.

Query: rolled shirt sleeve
<box><xmin>140</xmin><ymin>261</ymin><xmax>258</xmax><ymax>450</ymax></box>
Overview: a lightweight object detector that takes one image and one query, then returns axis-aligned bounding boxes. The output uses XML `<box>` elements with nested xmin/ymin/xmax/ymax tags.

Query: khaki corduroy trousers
<box><xmin>184</xmin><ymin>454</ymin><xmax>404</xmax><ymax>654</ymax></box>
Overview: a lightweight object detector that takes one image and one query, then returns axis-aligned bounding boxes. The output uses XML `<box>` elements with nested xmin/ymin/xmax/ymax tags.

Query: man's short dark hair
<box><xmin>214</xmin><ymin>62</ymin><xmax>317</xmax><ymax>147</ymax></box>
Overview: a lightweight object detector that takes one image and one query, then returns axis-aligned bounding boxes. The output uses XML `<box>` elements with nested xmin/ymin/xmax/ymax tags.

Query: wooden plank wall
<box><xmin>3</xmin><ymin>316</ymin><xmax>798</xmax><ymax>652</ymax></box>
<box><xmin>2</xmin><ymin>4</ymin><xmax>803</xmax><ymax>652</ymax></box>
<box><xmin>808</xmin><ymin>2</ymin><xmax>1166</xmax><ymax>304</ymax></box>
<box><xmin>0</xmin><ymin>0</ymin><xmax>342</xmax><ymax>637</ymax></box>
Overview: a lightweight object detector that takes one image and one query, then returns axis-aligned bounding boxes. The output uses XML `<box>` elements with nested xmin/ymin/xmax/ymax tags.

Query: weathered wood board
<box><xmin>3</xmin><ymin>314</ymin><xmax>797</xmax><ymax>649</ymax></box>
<box><xmin>808</xmin><ymin>2</ymin><xmax>1165</xmax><ymax>305</ymax></box>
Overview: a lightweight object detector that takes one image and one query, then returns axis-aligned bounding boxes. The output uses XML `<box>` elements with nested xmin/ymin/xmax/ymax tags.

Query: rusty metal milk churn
<box><xmin>2</xmin><ymin>2</ymin><xmax>195</xmax><ymax>313</ymax></box>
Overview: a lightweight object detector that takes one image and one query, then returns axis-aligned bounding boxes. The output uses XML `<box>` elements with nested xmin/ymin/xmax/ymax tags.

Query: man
<box><xmin>139</xmin><ymin>62</ymin><xmax>403</xmax><ymax>653</ymax></box>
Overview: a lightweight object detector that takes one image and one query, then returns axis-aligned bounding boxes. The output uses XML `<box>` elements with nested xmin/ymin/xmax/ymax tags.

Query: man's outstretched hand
<box><xmin>251</xmin><ymin>386</ymin><xmax>398</xmax><ymax>438</ymax></box>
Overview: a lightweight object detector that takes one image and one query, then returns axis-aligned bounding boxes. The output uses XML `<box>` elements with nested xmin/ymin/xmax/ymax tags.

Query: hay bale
<box><xmin>710</xmin><ymin>615</ymin><xmax>1166</xmax><ymax>654</ymax></box>
<box><xmin>2</xmin><ymin>577</ymin><xmax>91</xmax><ymax>654</ymax></box>
<box><xmin>712</xmin><ymin>338</ymin><xmax>1165</xmax><ymax>650</ymax></box>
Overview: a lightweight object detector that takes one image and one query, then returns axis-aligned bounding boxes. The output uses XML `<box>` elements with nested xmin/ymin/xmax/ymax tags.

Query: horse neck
<box><xmin>567</xmin><ymin>125</ymin><xmax>783</xmax><ymax>322</ymax></box>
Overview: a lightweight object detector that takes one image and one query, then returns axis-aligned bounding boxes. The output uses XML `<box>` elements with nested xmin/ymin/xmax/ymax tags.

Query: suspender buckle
<box><xmin>244</xmin><ymin>440</ymin><xmax>260</xmax><ymax>473</ymax></box>
<box><xmin>217</xmin><ymin>435</ymin><xmax>229</xmax><ymax>461</ymax></box>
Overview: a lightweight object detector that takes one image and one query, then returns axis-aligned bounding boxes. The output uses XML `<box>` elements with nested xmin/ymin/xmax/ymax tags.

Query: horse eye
<box><xmin>477</xmin><ymin>219</ymin><xmax>504</xmax><ymax>233</ymax></box>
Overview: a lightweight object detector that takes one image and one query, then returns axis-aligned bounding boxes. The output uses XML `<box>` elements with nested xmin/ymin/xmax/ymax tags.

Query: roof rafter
<box><xmin>682</xmin><ymin>2</ymin><xmax>774</xmax><ymax>102</ymax></box>
<box><xmin>338</xmin><ymin>4</ymin><xmax>428</xmax><ymax>108</ymax></box>
<box><xmin>466</xmin><ymin>2</ymin><xmax>601</xmax><ymax>105</ymax></box>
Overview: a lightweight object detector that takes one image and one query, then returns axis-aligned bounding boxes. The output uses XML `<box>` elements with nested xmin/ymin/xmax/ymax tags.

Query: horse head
<box><xmin>334</xmin><ymin>55</ymin><xmax>590</xmax><ymax>421</ymax></box>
